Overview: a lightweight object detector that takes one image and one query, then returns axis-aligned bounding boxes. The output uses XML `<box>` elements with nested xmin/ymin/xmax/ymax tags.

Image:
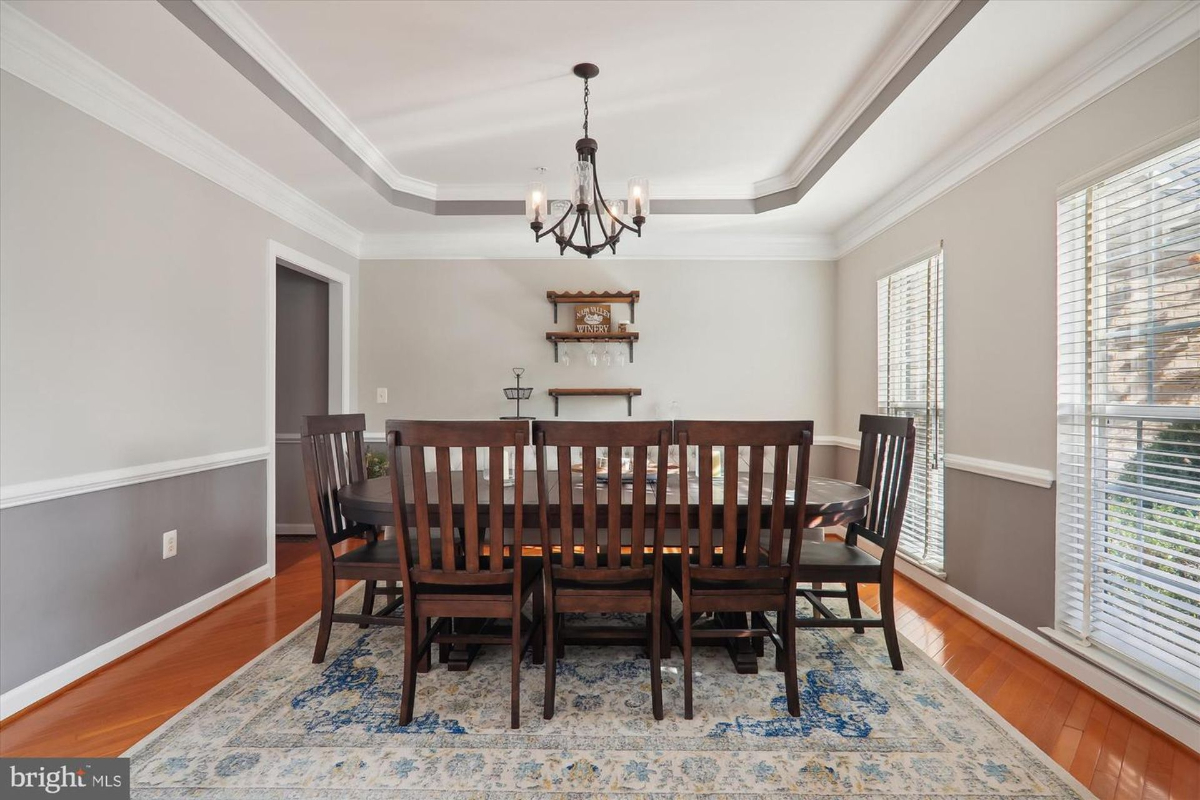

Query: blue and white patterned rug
<box><xmin>125</xmin><ymin>588</ymin><xmax>1092</xmax><ymax>798</ymax></box>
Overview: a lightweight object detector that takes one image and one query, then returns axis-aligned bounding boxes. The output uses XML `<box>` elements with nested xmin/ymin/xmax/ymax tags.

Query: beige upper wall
<box><xmin>835</xmin><ymin>41</ymin><xmax>1200</xmax><ymax>471</ymax></box>
<box><xmin>0</xmin><ymin>72</ymin><xmax>359</xmax><ymax>485</ymax></box>
<box><xmin>358</xmin><ymin>259</ymin><xmax>835</xmax><ymax>433</ymax></box>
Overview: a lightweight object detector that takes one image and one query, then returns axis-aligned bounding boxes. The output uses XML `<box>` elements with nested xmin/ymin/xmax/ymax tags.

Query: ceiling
<box><xmin>3</xmin><ymin>0</ymin><xmax>1195</xmax><ymax>258</ymax></box>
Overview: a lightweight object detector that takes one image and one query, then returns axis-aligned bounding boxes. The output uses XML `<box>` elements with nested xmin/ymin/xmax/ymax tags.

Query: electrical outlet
<box><xmin>376</xmin><ymin>387</ymin><xmax>388</xmax><ymax>403</ymax></box>
<box><xmin>162</xmin><ymin>529</ymin><xmax>178</xmax><ymax>559</ymax></box>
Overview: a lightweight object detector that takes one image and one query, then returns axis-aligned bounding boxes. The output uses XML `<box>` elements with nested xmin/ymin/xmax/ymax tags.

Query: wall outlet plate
<box><xmin>376</xmin><ymin>388</ymin><xmax>388</xmax><ymax>403</ymax></box>
<box><xmin>163</xmin><ymin>529</ymin><xmax>178</xmax><ymax>559</ymax></box>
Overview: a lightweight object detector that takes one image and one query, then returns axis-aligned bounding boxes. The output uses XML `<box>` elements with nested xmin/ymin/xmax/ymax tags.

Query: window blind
<box><xmin>1056</xmin><ymin>138</ymin><xmax>1200</xmax><ymax>697</ymax></box>
<box><xmin>877</xmin><ymin>251</ymin><xmax>945</xmax><ymax>572</ymax></box>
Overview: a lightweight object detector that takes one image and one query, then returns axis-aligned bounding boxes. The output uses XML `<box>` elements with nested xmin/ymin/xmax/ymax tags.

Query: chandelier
<box><xmin>525</xmin><ymin>64</ymin><xmax>649</xmax><ymax>258</ymax></box>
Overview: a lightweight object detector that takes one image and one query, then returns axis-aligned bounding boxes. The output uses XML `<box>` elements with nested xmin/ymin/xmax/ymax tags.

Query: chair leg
<box><xmin>438</xmin><ymin>617</ymin><xmax>452</xmax><ymax>664</ymax></box>
<box><xmin>650</xmin><ymin>590</ymin><xmax>663</xmax><ymax>720</ymax></box>
<box><xmin>399</xmin><ymin>600</ymin><xmax>418</xmax><ymax>726</ymax></box>
<box><xmin>417</xmin><ymin>616</ymin><xmax>432</xmax><ymax>673</ymax></box>
<box><xmin>660</xmin><ymin>580</ymin><xmax>673</xmax><ymax>658</ymax></box>
<box><xmin>543</xmin><ymin>585</ymin><xmax>556</xmax><ymax>720</ymax></box>
<box><xmin>532</xmin><ymin>577</ymin><xmax>545</xmax><ymax>666</ymax></box>
<box><xmin>511</xmin><ymin>610</ymin><xmax>522</xmax><ymax>729</ymax></box>
<box><xmin>555</xmin><ymin>613</ymin><xmax>566</xmax><ymax>660</ymax></box>
<box><xmin>847</xmin><ymin>582</ymin><xmax>865</xmax><ymax>634</ymax></box>
<box><xmin>682</xmin><ymin>592</ymin><xmax>694</xmax><ymax>720</ymax></box>
<box><xmin>359</xmin><ymin>580</ymin><xmax>377</xmax><ymax>628</ymax></box>
<box><xmin>312</xmin><ymin>569</ymin><xmax>335</xmax><ymax>664</ymax></box>
<box><xmin>783</xmin><ymin>593</ymin><xmax>800</xmax><ymax>716</ymax></box>
<box><xmin>880</xmin><ymin>575</ymin><xmax>904</xmax><ymax>671</ymax></box>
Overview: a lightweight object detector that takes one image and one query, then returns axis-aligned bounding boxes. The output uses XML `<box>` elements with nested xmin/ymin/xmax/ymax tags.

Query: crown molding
<box><xmin>833</xmin><ymin>0</ymin><xmax>1200</xmax><ymax>258</ymax></box>
<box><xmin>192</xmin><ymin>0</ymin><xmax>436</xmax><ymax>201</ymax></box>
<box><xmin>0</xmin><ymin>2</ymin><xmax>363</xmax><ymax>256</ymax></box>
<box><xmin>359</xmin><ymin>232</ymin><xmax>837</xmax><ymax>261</ymax></box>
<box><xmin>755</xmin><ymin>0</ymin><xmax>959</xmax><ymax>197</ymax></box>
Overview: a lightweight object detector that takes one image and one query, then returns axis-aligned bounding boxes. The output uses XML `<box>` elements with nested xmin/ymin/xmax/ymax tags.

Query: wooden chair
<box><xmin>301</xmin><ymin>413</ymin><xmax>403</xmax><ymax>664</ymax></box>
<box><xmin>533</xmin><ymin>420</ymin><xmax>672</xmax><ymax>720</ymax></box>
<box><xmin>795</xmin><ymin>414</ymin><xmax>916</xmax><ymax>670</ymax></box>
<box><xmin>668</xmin><ymin>420</ymin><xmax>813</xmax><ymax>719</ymax></box>
<box><xmin>387</xmin><ymin>420</ymin><xmax>544</xmax><ymax>729</ymax></box>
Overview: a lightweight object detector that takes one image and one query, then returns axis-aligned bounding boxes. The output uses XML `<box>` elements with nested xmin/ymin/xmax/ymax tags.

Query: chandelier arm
<box><xmin>592</xmin><ymin>175</ymin><xmax>642</xmax><ymax>235</ymax></box>
<box><xmin>534</xmin><ymin>204</ymin><xmax>574</xmax><ymax>241</ymax></box>
<box><xmin>560</xmin><ymin>209</ymin><xmax>582</xmax><ymax>246</ymax></box>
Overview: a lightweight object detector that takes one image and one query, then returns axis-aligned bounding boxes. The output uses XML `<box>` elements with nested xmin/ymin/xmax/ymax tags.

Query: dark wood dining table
<box><xmin>338</xmin><ymin>470</ymin><xmax>870</xmax><ymax>674</ymax></box>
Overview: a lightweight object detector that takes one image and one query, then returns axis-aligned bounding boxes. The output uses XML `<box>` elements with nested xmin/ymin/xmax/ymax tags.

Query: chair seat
<box><xmin>415</xmin><ymin>556</ymin><xmax>542</xmax><ymax>596</ymax></box>
<box><xmin>555</xmin><ymin>576</ymin><xmax>653</xmax><ymax>595</ymax></box>
<box><xmin>663</xmin><ymin>554</ymin><xmax>788</xmax><ymax>595</ymax></box>
<box><xmin>795</xmin><ymin>541</ymin><xmax>881</xmax><ymax>577</ymax></box>
<box><xmin>335</xmin><ymin>538</ymin><xmax>404</xmax><ymax>568</ymax></box>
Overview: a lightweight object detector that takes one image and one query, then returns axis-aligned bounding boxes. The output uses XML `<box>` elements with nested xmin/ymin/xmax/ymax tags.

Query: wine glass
<box><xmin>601</xmin><ymin>344</ymin><xmax>612</xmax><ymax>367</ymax></box>
<box><xmin>560</xmin><ymin>344</ymin><xmax>571</xmax><ymax>366</ymax></box>
<box><xmin>587</xmin><ymin>344</ymin><xmax>598</xmax><ymax>367</ymax></box>
<box><xmin>615</xmin><ymin>345</ymin><xmax>628</xmax><ymax>367</ymax></box>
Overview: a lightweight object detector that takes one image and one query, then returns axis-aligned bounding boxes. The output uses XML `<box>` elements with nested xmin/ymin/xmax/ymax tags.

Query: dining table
<box><xmin>338</xmin><ymin>469</ymin><xmax>870</xmax><ymax>674</ymax></box>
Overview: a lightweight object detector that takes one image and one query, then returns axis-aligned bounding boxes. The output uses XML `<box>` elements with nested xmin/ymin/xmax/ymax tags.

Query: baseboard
<box><xmin>275</xmin><ymin>523</ymin><xmax>314</xmax><ymax>536</ymax></box>
<box><xmin>889</xmin><ymin>557</ymin><xmax>1200</xmax><ymax>750</ymax></box>
<box><xmin>0</xmin><ymin>564</ymin><xmax>272</xmax><ymax>720</ymax></box>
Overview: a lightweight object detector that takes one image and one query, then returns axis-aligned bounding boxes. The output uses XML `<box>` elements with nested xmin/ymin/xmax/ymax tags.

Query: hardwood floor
<box><xmin>1</xmin><ymin>539</ymin><xmax>1196</xmax><ymax>799</ymax></box>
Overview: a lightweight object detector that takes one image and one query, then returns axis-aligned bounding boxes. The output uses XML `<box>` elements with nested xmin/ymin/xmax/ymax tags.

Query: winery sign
<box><xmin>574</xmin><ymin>304</ymin><xmax>612</xmax><ymax>333</ymax></box>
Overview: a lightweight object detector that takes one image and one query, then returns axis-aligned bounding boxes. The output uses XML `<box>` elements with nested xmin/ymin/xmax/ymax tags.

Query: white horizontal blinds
<box><xmin>877</xmin><ymin>251</ymin><xmax>946</xmax><ymax>570</ymax></box>
<box><xmin>1056</xmin><ymin>137</ymin><xmax>1200</xmax><ymax>697</ymax></box>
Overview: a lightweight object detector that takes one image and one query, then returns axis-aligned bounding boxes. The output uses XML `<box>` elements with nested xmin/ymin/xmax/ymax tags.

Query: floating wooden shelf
<box><xmin>547</xmin><ymin>290</ymin><xmax>639</xmax><ymax>323</ymax></box>
<box><xmin>546</xmin><ymin>331</ymin><xmax>638</xmax><ymax>363</ymax></box>
<box><xmin>548</xmin><ymin>388</ymin><xmax>642</xmax><ymax>417</ymax></box>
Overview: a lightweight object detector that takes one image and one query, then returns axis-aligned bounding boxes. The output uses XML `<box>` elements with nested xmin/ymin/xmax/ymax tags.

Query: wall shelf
<box><xmin>546</xmin><ymin>331</ymin><xmax>638</xmax><ymax>363</ymax></box>
<box><xmin>546</xmin><ymin>290</ymin><xmax>639</xmax><ymax>324</ymax></box>
<box><xmin>548</xmin><ymin>388</ymin><xmax>642</xmax><ymax>417</ymax></box>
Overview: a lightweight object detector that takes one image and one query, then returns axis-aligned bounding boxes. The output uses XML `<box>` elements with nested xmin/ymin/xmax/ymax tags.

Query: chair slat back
<box><xmin>676</xmin><ymin>421</ymin><xmax>813</xmax><ymax>580</ymax></box>
<box><xmin>387</xmin><ymin>420</ymin><xmax>527</xmax><ymax>586</ymax></box>
<box><xmin>533</xmin><ymin>421</ymin><xmax>671</xmax><ymax>577</ymax></box>
<box><xmin>852</xmin><ymin>414</ymin><xmax>917</xmax><ymax>554</ymax></box>
<box><xmin>301</xmin><ymin>414</ymin><xmax>368</xmax><ymax>551</ymax></box>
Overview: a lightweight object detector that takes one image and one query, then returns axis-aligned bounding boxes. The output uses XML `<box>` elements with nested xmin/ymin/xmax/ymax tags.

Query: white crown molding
<box><xmin>0</xmin><ymin>2</ymin><xmax>363</xmax><ymax>257</ymax></box>
<box><xmin>359</xmin><ymin>232</ymin><xmax>837</xmax><ymax>261</ymax></box>
<box><xmin>944</xmin><ymin>453</ymin><xmax>1054</xmax><ymax>489</ymax></box>
<box><xmin>0</xmin><ymin>564</ymin><xmax>271</xmax><ymax>720</ymax></box>
<box><xmin>755</xmin><ymin>0</ymin><xmax>958</xmax><ymax>197</ymax></box>
<box><xmin>435</xmin><ymin>182</ymin><xmax>759</xmax><ymax>203</ymax></box>
<box><xmin>823</xmin><ymin>435</ymin><xmax>862</xmax><ymax>450</ymax></box>
<box><xmin>833</xmin><ymin>0</ymin><xmax>1200</xmax><ymax>258</ymax></box>
<box><xmin>0</xmin><ymin>446</ymin><xmax>270</xmax><ymax>510</ymax></box>
<box><xmin>192</xmin><ymin>0</ymin><xmax>436</xmax><ymax>201</ymax></box>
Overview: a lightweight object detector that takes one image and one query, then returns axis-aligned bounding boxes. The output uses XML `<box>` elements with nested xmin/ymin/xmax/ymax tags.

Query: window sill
<box><xmin>1039</xmin><ymin>627</ymin><xmax>1200</xmax><ymax>722</ymax></box>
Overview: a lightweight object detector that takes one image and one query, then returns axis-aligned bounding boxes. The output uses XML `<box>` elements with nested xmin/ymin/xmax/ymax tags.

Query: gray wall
<box><xmin>275</xmin><ymin>266</ymin><xmax>329</xmax><ymax>528</ymax></box>
<box><xmin>357</xmin><ymin>258</ymin><xmax>837</xmax><ymax>431</ymax></box>
<box><xmin>0</xmin><ymin>462</ymin><xmax>266</xmax><ymax>694</ymax></box>
<box><xmin>832</xmin><ymin>43</ymin><xmax>1200</xmax><ymax>629</ymax></box>
<box><xmin>0</xmin><ymin>72</ymin><xmax>357</xmax><ymax>695</ymax></box>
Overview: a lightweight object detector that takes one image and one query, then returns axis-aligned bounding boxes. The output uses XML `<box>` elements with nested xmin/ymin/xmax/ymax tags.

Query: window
<box><xmin>1056</xmin><ymin>138</ymin><xmax>1200</xmax><ymax>697</ymax></box>
<box><xmin>877</xmin><ymin>250</ymin><xmax>945</xmax><ymax>573</ymax></box>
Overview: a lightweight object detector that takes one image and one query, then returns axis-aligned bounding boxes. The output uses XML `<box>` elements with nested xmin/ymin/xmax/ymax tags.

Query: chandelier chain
<box><xmin>582</xmin><ymin>78</ymin><xmax>589</xmax><ymax>138</ymax></box>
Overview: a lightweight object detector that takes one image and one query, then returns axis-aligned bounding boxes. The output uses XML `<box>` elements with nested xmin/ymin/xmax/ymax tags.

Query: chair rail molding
<box><xmin>0</xmin><ymin>447</ymin><xmax>270</xmax><ymax>511</ymax></box>
<box><xmin>826</xmin><ymin>437</ymin><xmax>1055</xmax><ymax>489</ymax></box>
<box><xmin>0</xmin><ymin>3</ymin><xmax>362</xmax><ymax>257</ymax></box>
<box><xmin>0</xmin><ymin>564</ymin><xmax>271</xmax><ymax>720</ymax></box>
<box><xmin>833</xmin><ymin>0</ymin><xmax>1200</xmax><ymax>257</ymax></box>
<box><xmin>943</xmin><ymin>453</ymin><xmax>1055</xmax><ymax>489</ymax></box>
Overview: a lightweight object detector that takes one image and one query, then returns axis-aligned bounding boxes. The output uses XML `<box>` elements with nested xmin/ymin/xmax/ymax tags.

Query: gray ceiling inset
<box><xmin>159</xmin><ymin>0</ymin><xmax>987</xmax><ymax>216</ymax></box>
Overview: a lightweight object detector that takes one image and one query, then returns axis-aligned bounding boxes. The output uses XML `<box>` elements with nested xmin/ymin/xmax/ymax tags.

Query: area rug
<box><xmin>125</xmin><ymin>588</ymin><xmax>1093</xmax><ymax>798</ymax></box>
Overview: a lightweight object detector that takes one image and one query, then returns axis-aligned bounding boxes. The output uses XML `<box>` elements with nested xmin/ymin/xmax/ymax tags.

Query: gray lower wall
<box><xmin>832</xmin><ymin>447</ymin><xmax>1055</xmax><ymax>630</ymax></box>
<box><xmin>276</xmin><ymin>442</ymin><xmax>314</xmax><ymax>529</ymax></box>
<box><xmin>0</xmin><ymin>461</ymin><xmax>267</xmax><ymax>694</ymax></box>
